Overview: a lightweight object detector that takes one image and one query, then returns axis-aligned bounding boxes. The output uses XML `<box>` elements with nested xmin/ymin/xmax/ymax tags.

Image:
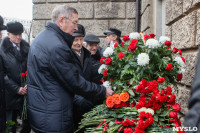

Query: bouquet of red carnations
<box><xmin>77</xmin><ymin>33</ymin><xmax>185</xmax><ymax>133</ymax></box>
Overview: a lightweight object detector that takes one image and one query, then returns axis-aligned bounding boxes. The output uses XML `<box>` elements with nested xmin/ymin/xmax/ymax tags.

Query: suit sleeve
<box><xmin>49</xmin><ymin>46</ymin><xmax>106</xmax><ymax>99</ymax></box>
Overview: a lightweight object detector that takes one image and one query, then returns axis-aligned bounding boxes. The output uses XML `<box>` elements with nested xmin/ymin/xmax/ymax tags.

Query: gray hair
<box><xmin>51</xmin><ymin>5</ymin><xmax>78</xmax><ymax>22</ymax></box>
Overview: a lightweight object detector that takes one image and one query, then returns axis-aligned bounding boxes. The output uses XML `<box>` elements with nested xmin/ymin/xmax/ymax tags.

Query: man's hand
<box><xmin>106</xmin><ymin>87</ymin><xmax>114</xmax><ymax>98</ymax></box>
<box><xmin>17</xmin><ymin>85</ymin><xmax>27</xmax><ymax>95</ymax></box>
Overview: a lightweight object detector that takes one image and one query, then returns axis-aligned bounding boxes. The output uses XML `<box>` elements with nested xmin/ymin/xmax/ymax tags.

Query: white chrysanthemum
<box><xmin>103</xmin><ymin>47</ymin><xmax>114</xmax><ymax>57</ymax></box>
<box><xmin>138</xmin><ymin>107</ymin><xmax>147</xmax><ymax>113</ymax></box>
<box><xmin>159</xmin><ymin>36</ymin><xmax>170</xmax><ymax>44</ymax></box>
<box><xmin>146</xmin><ymin>39</ymin><xmax>160</xmax><ymax>49</ymax></box>
<box><xmin>146</xmin><ymin>108</ymin><xmax>154</xmax><ymax>115</ymax></box>
<box><xmin>103</xmin><ymin>81</ymin><xmax>112</xmax><ymax>88</ymax></box>
<box><xmin>174</xmin><ymin>57</ymin><xmax>185</xmax><ymax>67</ymax></box>
<box><xmin>129</xmin><ymin>32</ymin><xmax>141</xmax><ymax>40</ymax></box>
<box><xmin>98</xmin><ymin>64</ymin><xmax>107</xmax><ymax>74</ymax></box>
<box><xmin>137</xmin><ymin>53</ymin><xmax>150</xmax><ymax>66</ymax></box>
<box><xmin>178</xmin><ymin>68</ymin><xmax>185</xmax><ymax>74</ymax></box>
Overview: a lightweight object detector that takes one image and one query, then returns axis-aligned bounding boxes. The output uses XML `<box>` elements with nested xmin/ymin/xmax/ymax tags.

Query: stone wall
<box><xmin>141</xmin><ymin>0</ymin><xmax>200</xmax><ymax>116</ymax></box>
<box><xmin>32</xmin><ymin>0</ymin><xmax>136</xmax><ymax>47</ymax></box>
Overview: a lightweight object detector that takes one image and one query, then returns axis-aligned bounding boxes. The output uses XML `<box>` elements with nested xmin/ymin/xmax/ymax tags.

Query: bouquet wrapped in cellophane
<box><xmin>77</xmin><ymin>32</ymin><xmax>186</xmax><ymax>133</ymax></box>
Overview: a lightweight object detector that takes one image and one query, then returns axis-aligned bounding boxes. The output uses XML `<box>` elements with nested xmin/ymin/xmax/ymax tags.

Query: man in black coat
<box><xmin>184</xmin><ymin>47</ymin><xmax>200</xmax><ymax>132</ymax></box>
<box><xmin>71</xmin><ymin>24</ymin><xmax>101</xmax><ymax>132</ymax></box>
<box><xmin>27</xmin><ymin>5</ymin><xmax>113</xmax><ymax>133</ymax></box>
<box><xmin>1</xmin><ymin>21</ymin><xmax>30</xmax><ymax>133</ymax></box>
<box><xmin>84</xmin><ymin>33</ymin><xmax>103</xmax><ymax>85</ymax></box>
<box><xmin>0</xmin><ymin>15</ymin><xmax>7</xmax><ymax>133</ymax></box>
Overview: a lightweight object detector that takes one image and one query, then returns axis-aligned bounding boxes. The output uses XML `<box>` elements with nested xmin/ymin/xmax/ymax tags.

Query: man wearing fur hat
<box><xmin>0</xmin><ymin>21</ymin><xmax>30</xmax><ymax>133</ymax></box>
<box><xmin>0</xmin><ymin>15</ymin><xmax>7</xmax><ymax>133</ymax></box>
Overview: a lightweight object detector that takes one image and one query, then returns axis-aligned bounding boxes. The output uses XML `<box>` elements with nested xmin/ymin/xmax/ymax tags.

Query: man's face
<box><xmin>86</xmin><ymin>43</ymin><xmax>98</xmax><ymax>55</ymax></box>
<box><xmin>72</xmin><ymin>36</ymin><xmax>83</xmax><ymax>52</ymax></box>
<box><xmin>8</xmin><ymin>33</ymin><xmax>22</xmax><ymax>44</ymax></box>
<box><xmin>61</xmin><ymin>13</ymin><xmax>78</xmax><ymax>35</ymax></box>
<box><xmin>106</xmin><ymin>34</ymin><xmax>116</xmax><ymax>44</ymax></box>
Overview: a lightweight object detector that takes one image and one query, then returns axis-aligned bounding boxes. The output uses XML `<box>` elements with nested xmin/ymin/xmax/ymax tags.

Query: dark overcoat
<box><xmin>27</xmin><ymin>22</ymin><xmax>106</xmax><ymax>133</ymax></box>
<box><xmin>0</xmin><ymin>37</ymin><xmax>29</xmax><ymax>110</ymax></box>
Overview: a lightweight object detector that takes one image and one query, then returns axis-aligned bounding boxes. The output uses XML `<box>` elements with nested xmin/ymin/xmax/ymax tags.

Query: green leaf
<box><xmin>128</xmin><ymin>89</ymin><xmax>135</xmax><ymax>97</ymax></box>
<box><xmin>154</xmin><ymin>115</ymin><xmax>158</xmax><ymax>122</ymax></box>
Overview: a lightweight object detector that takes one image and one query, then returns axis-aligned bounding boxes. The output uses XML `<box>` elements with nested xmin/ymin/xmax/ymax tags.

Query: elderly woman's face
<box><xmin>106</xmin><ymin>34</ymin><xmax>117</xmax><ymax>44</ymax></box>
<box><xmin>72</xmin><ymin>36</ymin><xmax>84</xmax><ymax>52</ymax></box>
<box><xmin>86</xmin><ymin>43</ymin><xmax>98</xmax><ymax>55</ymax></box>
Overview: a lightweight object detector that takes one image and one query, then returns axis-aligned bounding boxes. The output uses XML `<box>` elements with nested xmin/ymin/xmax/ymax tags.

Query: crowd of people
<box><xmin>1</xmin><ymin>4</ymin><xmax>200</xmax><ymax>133</ymax></box>
<box><xmin>0</xmin><ymin>5</ymin><xmax>122</xmax><ymax>133</ymax></box>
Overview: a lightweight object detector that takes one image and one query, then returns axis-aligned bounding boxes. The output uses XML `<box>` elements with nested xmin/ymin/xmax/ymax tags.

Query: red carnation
<box><xmin>144</xmin><ymin>34</ymin><xmax>151</xmax><ymax>40</ymax></box>
<box><xmin>103</xmin><ymin>70</ymin><xmax>107</xmax><ymax>77</ymax></box>
<box><xmin>172</xmin><ymin>47</ymin><xmax>179</xmax><ymax>53</ymax></box>
<box><xmin>120</xmin><ymin>42</ymin><xmax>125</xmax><ymax>47</ymax></box>
<box><xmin>165</xmin><ymin>86</ymin><xmax>172</xmax><ymax>95</ymax></box>
<box><xmin>128</xmin><ymin>43</ymin><xmax>137</xmax><ymax>52</ymax></box>
<box><xmin>165</xmin><ymin>63</ymin><xmax>173</xmax><ymax>71</ymax></box>
<box><xmin>123</xmin><ymin>36</ymin><xmax>130</xmax><ymax>41</ymax></box>
<box><xmin>178</xmin><ymin>49</ymin><xmax>182</xmax><ymax>56</ymax></box>
<box><xmin>114</xmin><ymin>42</ymin><xmax>118</xmax><ymax>48</ymax></box>
<box><xmin>172</xmin><ymin>104</ymin><xmax>181</xmax><ymax>112</ymax></box>
<box><xmin>177</xmin><ymin>73</ymin><xmax>183</xmax><ymax>81</ymax></box>
<box><xmin>118</xmin><ymin>52</ymin><xmax>125</xmax><ymax>59</ymax></box>
<box><xmin>168</xmin><ymin>94</ymin><xmax>176</xmax><ymax>104</ymax></box>
<box><xmin>105</xmin><ymin>58</ymin><xmax>112</xmax><ymax>65</ymax></box>
<box><xmin>21</xmin><ymin>73</ymin><xmax>26</xmax><ymax>78</ymax></box>
<box><xmin>181</xmin><ymin>57</ymin><xmax>185</xmax><ymax>63</ymax></box>
<box><xmin>169</xmin><ymin>111</ymin><xmax>178</xmax><ymax>118</ymax></box>
<box><xmin>157</xmin><ymin>77</ymin><xmax>165</xmax><ymax>83</ymax></box>
<box><xmin>124</xmin><ymin>128</ymin><xmax>133</xmax><ymax>133</ymax></box>
<box><xmin>100</xmin><ymin>57</ymin><xmax>106</xmax><ymax>64</ymax></box>
<box><xmin>149</xmin><ymin>33</ymin><xmax>156</xmax><ymax>38</ymax></box>
<box><xmin>165</xmin><ymin>41</ymin><xmax>172</xmax><ymax>47</ymax></box>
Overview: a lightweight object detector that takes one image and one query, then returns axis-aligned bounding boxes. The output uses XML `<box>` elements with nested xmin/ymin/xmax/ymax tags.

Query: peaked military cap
<box><xmin>104</xmin><ymin>28</ymin><xmax>121</xmax><ymax>37</ymax></box>
<box><xmin>73</xmin><ymin>24</ymin><xmax>85</xmax><ymax>37</ymax></box>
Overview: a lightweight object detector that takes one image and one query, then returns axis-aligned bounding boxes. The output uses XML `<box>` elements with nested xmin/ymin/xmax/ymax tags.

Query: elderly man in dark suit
<box><xmin>1</xmin><ymin>21</ymin><xmax>30</xmax><ymax>133</ymax></box>
<box><xmin>27</xmin><ymin>5</ymin><xmax>113</xmax><ymax>133</ymax></box>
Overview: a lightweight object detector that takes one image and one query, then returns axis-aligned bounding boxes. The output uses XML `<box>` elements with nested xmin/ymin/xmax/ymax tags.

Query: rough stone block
<box><xmin>165</xmin><ymin>26</ymin><xmax>172</xmax><ymax>40</ymax></box>
<box><xmin>33</xmin><ymin>0</ymin><xmax>46</xmax><ymax>4</ymax></box>
<box><xmin>99</xmin><ymin>38</ymin><xmax>107</xmax><ymax>48</ymax></box>
<box><xmin>109</xmin><ymin>20</ymin><xmax>135</xmax><ymax>36</ymax></box>
<box><xmin>48</xmin><ymin>0</ymin><xmax>77</xmax><ymax>2</ymax></box>
<box><xmin>181</xmin><ymin>52</ymin><xmax>198</xmax><ymax>86</ymax></box>
<box><xmin>95</xmin><ymin>2</ymin><xmax>125</xmax><ymax>18</ymax></box>
<box><xmin>33</xmin><ymin>3</ymin><xmax>94</xmax><ymax>19</ymax></box>
<box><xmin>33</xmin><ymin>4</ymin><xmax>56</xmax><ymax>19</ymax></box>
<box><xmin>166</xmin><ymin>0</ymin><xmax>183</xmax><ymax>25</ymax></box>
<box><xmin>172</xmin><ymin>11</ymin><xmax>196</xmax><ymax>49</ymax></box>
<box><xmin>176</xmin><ymin>85</ymin><xmax>190</xmax><ymax>114</ymax></box>
<box><xmin>196</xmin><ymin>10</ymin><xmax>200</xmax><ymax>46</ymax></box>
<box><xmin>79</xmin><ymin>20</ymin><xmax>109</xmax><ymax>36</ymax></box>
<box><xmin>183</xmin><ymin>0</ymin><xmax>200</xmax><ymax>13</ymax></box>
<box><xmin>126</xmin><ymin>2</ymin><xmax>136</xmax><ymax>18</ymax></box>
<box><xmin>32</xmin><ymin>20</ymin><xmax>46</xmax><ymax>38</ymax></box>
<box><xmin>141</xmin><ymin>6</ymin><xmax>150</xmax><ymax>33</ymax></box>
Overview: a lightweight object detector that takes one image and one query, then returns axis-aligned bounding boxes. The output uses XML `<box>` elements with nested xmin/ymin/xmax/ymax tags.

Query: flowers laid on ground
<box><xmin>77</xmin><ymin>32</ymin><xmax>185</xmax><ymax>133</ymax></box>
